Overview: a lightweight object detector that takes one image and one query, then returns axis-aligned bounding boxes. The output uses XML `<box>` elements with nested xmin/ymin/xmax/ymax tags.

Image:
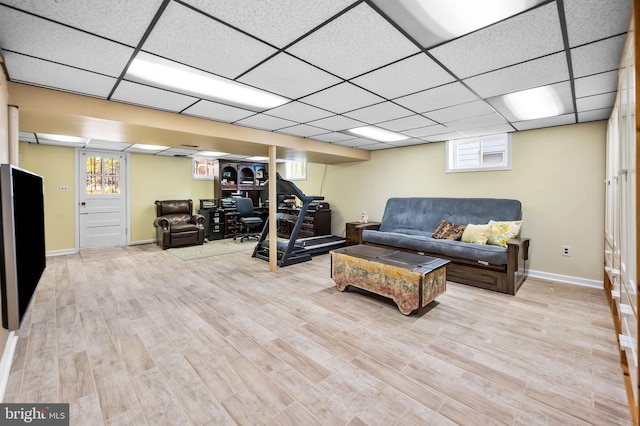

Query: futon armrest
<box><xmin>357</xmin><ymin>222</ymin><xmax>381</xmax><ymax>231</ymax></box>
<box><xmin>355</xmin><ymin>222</ymin><xmax>381</xmax><ymax>244</ymax></box>
<box><xmin>507</xmin><ymin>237</ymin><xmax>530</xmax><ymax>260</ymax></box>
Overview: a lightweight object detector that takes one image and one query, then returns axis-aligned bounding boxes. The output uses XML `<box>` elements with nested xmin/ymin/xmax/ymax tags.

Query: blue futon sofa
<box><xmin>359</xmin><ymin>197</ymin><xmax>530</xmax><ymax>295</ymax></box>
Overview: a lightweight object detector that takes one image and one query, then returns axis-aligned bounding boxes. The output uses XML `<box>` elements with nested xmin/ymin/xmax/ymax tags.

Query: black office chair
<box><xmin>234</xmin><ymin>198</ymin><xmax>263</xmax><ymax>242</ymax></box>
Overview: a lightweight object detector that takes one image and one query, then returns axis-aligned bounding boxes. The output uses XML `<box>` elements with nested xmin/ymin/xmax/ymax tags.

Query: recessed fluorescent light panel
<box><xmin>372</xmin><ymin>0</ymin><xmax>545</xmax><ymax>47</ymax></box>
<box><xmin>130</xmin><ymin>144</ymin><xmax>169</xmax><ymax>151</ymax></box>
<box><xmin>197</xmin><ymin>151</ymin><xmax>228</xmax><ymax>157</ymax></box>
<box><xmin>126</xmin><ymin>52</ymin><xmax>289</xmax><ymax>111</ymax></box>
<box><xmin>347</xmin><ymin>126</ymin><xmax>409</xmax><ymax>142</ymax></box>
<box><xmin>36</xmin><ymin>133</ymin><xmax>88</xmax><ymax>144</ymax></box>
<box><xmin>503</xmin><ymin>86</ymin><xmax>563</xmax><ymax>120</ymax></box>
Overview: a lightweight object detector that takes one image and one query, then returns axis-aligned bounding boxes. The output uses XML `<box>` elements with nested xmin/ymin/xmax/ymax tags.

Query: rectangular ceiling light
<box><xmin>347</xmin><ymin>126</ymin><xmax>409</xmax><ymax>142</ymax></box>
<box><xmin>197</xmin><ymin>151</ymin><xmax>228</xmax><ymax>157</ymax></box>
<box><xmin>372</xmin><ymin>0</ymin><xmax>545</xmax><ymax>47</ymax></box>
<box><xmin>130</xmin><ymin>143</ymin><xmax>169</xmax><ymax>151</ymax></box>
<box><xmin>503</xmin><ymin>86</ymin><xmax>563</xmax><ymax>120</ymax></box>
<box><xmin>126</xmin><ymin>52</ymin><xmax>289</xmax><ymax>111</ymax></box>
<box><xmin>36</xmin><ymin>133</ymin><xmax>88</xmax><ymax>144</ymax></box>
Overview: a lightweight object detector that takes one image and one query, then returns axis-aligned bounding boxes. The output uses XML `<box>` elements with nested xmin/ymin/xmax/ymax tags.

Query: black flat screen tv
<box><xmin>0</xmin><ymin>164</ymin><xmax>46</xmax><ymax>331</ymax></box>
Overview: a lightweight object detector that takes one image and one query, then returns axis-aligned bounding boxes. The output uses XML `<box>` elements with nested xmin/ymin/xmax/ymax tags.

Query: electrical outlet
<box><xmin>562</xmin><ymin>245</ymin><xmax>571</xmax><ymax>257</ymax></box>
<box><xmin>59</xmin><ymin>185</ymin><xmax>69</xmax><ymax>192</ymax></box>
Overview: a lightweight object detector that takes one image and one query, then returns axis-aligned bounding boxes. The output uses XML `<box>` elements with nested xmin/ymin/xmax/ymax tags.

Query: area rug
<box><xmin>167</xmin><ymin>238</ymin><xmax>256</xmax><ymax>261</ymax></box>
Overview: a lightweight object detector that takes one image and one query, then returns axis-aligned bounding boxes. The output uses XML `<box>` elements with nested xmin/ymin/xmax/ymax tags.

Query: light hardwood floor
<box><xmin>3</xmin><ymin>244</ymin><xmax>630</xmax><ymax>425</ymax></box>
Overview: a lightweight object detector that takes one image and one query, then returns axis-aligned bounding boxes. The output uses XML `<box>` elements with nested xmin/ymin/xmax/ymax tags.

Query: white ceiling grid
<box><xmin>0</xmin><ymin>0</ymin><xmax>631</xmax><ymax>154</ymax></box>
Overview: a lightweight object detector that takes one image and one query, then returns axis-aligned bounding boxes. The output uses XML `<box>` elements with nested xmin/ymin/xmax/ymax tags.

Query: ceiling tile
<box><xmin>112</xmin><ymin>81</ymin><xmax>199</xmax><ymax>112</ymax></box>
<box><xmin>394</xmin><ymin>82</ymin><xmax>479</xmax><ymax>113</ymax></box>
<box><xmin>444</xmin><ymin>113</ymin><xmax>507</xmax><ymax>132</ymax></box>
<box><xmin>512</xmin><ymin>113</ymin><xmax>576</xmax><ymax>131</ymax></box>
<box><xmin>265</xmin><ymin>101</ymin><xmax>333</xmax><ymax>123</ymax></box>
<box><xmin>1</xmin><ymin>0</ymin><xmax>165</xmax><ymax>46</ymax></box>
<box><xmin>357</xmin><ymin>142</ymin><xmax>395</xmax><ymax>151</ymax></box>
<box><xmin>463</xmin><ymin>52</ymin><xmax>569</xmax><ymax>98</ymax></box>
<box><xmin>344</xmin><ymin>102</ymin><xmax>414</xmax><ymax>124</ymax></box>
<box><xmin>3</xmin><ymin>51</ymin><xmax>116</xmax><ymax>98</ymax></box>
<box><xmin>156</xmin><ymin>148</ymin><xmax>199</xmax><ymax>157</ymax></box>
<box><xmin>389</xmin><ymin>138</ymin><xmax>430</xmax><ymax>148</ymax></box>
<box><xmin>576</xmin><ymin>92</ymin><xmax>617</xmax><ymax>112</ymax></box>
<box><xmin>377</xmin><ymin>115</ymin><xmax>436</xmax><ymax>132</ymax></box>
<box><xmin>564</xmin><ymin>0</ymin><xmax>631</xmax><ymax>47</ymax></box>
<box><xmin>334</xmin><ymin>137</ymin><xmax>381</xmax><ymax>148</ymax></box>
<box><xmin>0</xmin><ymin>7</ymin><xmax>133</xmax><ymax>77</ymax></box>
<box><xmin>141</xmin><ymin>2</ymin><xmax>276</xmax><ymax>79</ymax></box>
<box><xmin>310</xmin><ymin>132</ymin><xmax>358</xmax><ymax>143</ymax></box>
<box><xmin>571</xmin><ymin>35</ymin><xmax>626</xmax><ymax>78</ymax></box>
<box><xmin>181</xmin><ymin>0</ymin><xmax>353</xmax><ymax>48</ymax></box>
<box><xmin>306</xmin><ymin>115</ymin><xmax>366</xmax><ymax>132</ymax></box>
<box><xmin>350</xmin><ymin>53</ymin><xmax>455</xmax><ymax>99</ymax></box>
<box><xmin>459</xmin><ymin>124</ymin><xmax>515</xmax><ymax>138</ymax></box>
<box><xmin>421</xmin><ymin>131</ymin><xmax>468</xmax><ymax>142</ymax></box>
<box><xmin>299</xmin><ymin>83</ymin><xmax>384</xmax><ymax>114</ymax></box>
<box><xmin>429</xmin><ymin>3</ymin><xmax>564</xmax><ymax>78</ymax></box>
<box><xmin>237</xmin><ymin>53</ymin><xmax>342</xmax><ymax>99</ymax></box>
<box><xmin>574</xmin><ymin>70</ymin><xmax>618</xmax><ymax>98</ymax></box>
<box><xmin>182</xmin><ymin>100</ymin><xmax>255</xmax><ymax>123</ymax></box>
<box><xmin>235</xmin><ymin>114</ymin><xmax>298</xmax><ymax>131</ymax></box>
<box><xmin>578</xmin><ymin>108</ymin><xmax>612</xmax><ymax>122</ymax></box>
<box><xmin>86</xmin><ymin>139</ymin><xmax>133</xmax><ymax>151</ymax></box>
<box><xmin>278</xmin><ymin>124</ymin><xmax>328</xmax><ymax>138</ymax></box>
<box><xmin>425</xmin><ymin>100</ymin><xmax>497</xmax><ymax>123</ymax></box>
<box><xmin>286</xmin><ymin>2</ymin><xmax>420</xmax><ymax>79</ymax></box>
<box><xmin>404</xmin><ymin>124</ymin><xmax>449</xmax><ymax>138</ymax></box>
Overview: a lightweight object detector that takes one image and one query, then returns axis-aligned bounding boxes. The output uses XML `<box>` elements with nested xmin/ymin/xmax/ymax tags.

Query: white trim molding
<box><xmin>46</xmin><ymin>248</ymin><xmax>78</xmax><ymax>257</ymax></box>
<box><xmin>527</xmin><ymin>269</ymin><xmax>603</xmax><ymax>289</ymax></box>
<box><xmin>0</xmin><ymin>331</ymin><xmax>18</xmax><ymax>402</ymax></box>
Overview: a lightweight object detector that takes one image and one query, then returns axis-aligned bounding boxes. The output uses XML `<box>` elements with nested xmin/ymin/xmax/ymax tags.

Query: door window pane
<box><xmin>86</xmin><ymin>156</ymin><xmax>120</xmax><ymax>194</ymax></box>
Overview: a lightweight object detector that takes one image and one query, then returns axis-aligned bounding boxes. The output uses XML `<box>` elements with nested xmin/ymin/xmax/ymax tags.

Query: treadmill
<box><xmin>252</xmin><ymin>173</ymin><xmax>346</xmax><ymax>267</ymax></box>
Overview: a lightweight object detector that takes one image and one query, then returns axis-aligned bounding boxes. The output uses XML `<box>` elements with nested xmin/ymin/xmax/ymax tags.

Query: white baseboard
<box><xmin>527</xmin><ymin>269</ymin><xmax>603</xmax><ymax>289</ymax></box>
<box><xmin>129</xmin><ymin>239</ymin><xmax>155</xmax><ymax>246</ymax></box>
<box><xmin>46</xmin><ymin>248</ymin><xmax>77</xmax><ymax>257</ymax></box>
<box><xmin>0</xmin><ymin>331</ymin><xmax>18</xmax><ymax>402</ymax></box>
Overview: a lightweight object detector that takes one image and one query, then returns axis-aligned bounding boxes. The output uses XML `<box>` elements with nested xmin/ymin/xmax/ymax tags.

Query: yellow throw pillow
<box><xmin>487</xmin><ymin>220</ymin><xmax>523</xmax><ymax>247</ymax></box>
<box><xmin>461</xmin><ymin>223</ymin><xmax>492</xmax><ymax>244</ymax></box>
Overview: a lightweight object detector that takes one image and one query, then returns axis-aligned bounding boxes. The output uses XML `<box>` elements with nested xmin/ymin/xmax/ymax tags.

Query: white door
<box><xmin>77</xmin><ymin>150</ymin><xmax>128</xmax><ymax>249</ymax></box>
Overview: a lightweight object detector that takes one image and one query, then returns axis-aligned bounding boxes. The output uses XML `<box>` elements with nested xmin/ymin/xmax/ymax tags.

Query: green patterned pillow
<box><xmin>487</xmin><ymin>220</ymin><xmax>522</xmax><ymax>247</ymax></box>
<box><xmin>461</xmin><ymin>223</ymin><xmax>492</xmax><ymax>245</ymax></box>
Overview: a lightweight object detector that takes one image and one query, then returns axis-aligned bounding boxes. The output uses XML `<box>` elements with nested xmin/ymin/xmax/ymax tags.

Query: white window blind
<box><xmin>446</xmin><ymin>134</ymin><xmax>511</xmax><ymax>172</ymax></box>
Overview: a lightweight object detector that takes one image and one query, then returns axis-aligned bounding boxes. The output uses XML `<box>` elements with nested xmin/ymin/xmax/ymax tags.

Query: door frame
<box><xmin>74</xmin><ymin>148</ymin><xmax>131</xmax><ymax>250</ymax></box>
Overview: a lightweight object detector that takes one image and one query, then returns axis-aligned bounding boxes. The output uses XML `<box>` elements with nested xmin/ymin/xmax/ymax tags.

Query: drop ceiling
<box><xmin>0</xmin><ymin>0</ymin><xmax>631</xmax><ymax>156</ymax></box>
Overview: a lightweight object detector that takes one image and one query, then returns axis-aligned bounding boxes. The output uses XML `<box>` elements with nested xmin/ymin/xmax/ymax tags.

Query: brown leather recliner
<box><xmin>154</xmin><ymin>199</ymin><xmax>205</xmax><ymax>249</ymax></box>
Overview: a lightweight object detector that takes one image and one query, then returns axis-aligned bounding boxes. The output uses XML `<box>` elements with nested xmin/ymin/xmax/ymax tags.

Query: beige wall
<box><xmin>17</xmin><ymin>143</ymin><xmax>215</xmax><ymax>249</ymax></box>
<box><xmin>315</xmin><ymin>121</ymin><xmax>606</xmax><ymax>282</ymax></box>
<box><xmin>19</xmin><ymin>143</ymin><xmax>76</xmax><ymax>251</ymax></box>
<box><xmin>130</xmin><ymin>153</ymin><xmax>214</xmax><ymax>242</ymax></box>
<box><xmin>16</xmin><ymin>120</ymin><xmax>605</xmax><ymax>282</ymax></box>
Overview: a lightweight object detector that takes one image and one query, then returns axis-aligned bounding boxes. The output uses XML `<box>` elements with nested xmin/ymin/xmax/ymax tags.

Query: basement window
<box><xmin>446</xmin><ymin>133</ymin><xmax>511</xmax><ymax>172</ymax></box>
<box><xmin>285</xmin><ymin>161</ymin><xmax>307</xmax><ymax>180</ymax></box>
<box><xmin>193</xmin><ymin>157</ymin><xmax>216</xmax><ymax>180</ymax></box>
